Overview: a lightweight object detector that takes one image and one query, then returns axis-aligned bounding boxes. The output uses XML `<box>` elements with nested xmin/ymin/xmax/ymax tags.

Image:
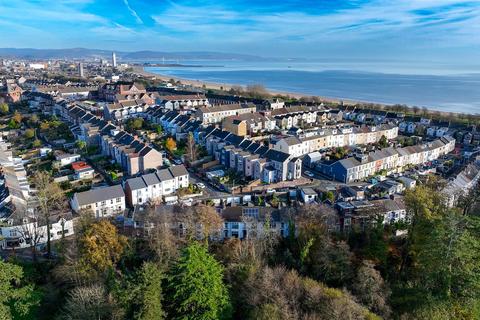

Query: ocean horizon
<box><xmin>145</xmin><ymin>60</ymin><xmax>480</xmax><ymax>114</ymax></box>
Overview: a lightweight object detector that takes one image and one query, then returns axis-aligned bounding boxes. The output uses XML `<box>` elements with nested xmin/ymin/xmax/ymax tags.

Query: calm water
<box><xmin>145</xmin><ymin>60</ymin><xmax>480</xmax><ymax>114</ymax></box>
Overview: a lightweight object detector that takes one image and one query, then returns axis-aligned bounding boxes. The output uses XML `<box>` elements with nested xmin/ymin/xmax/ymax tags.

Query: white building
<box><xmin>124</xmin><ymin>165</ymin><xmax>189</xmax><ymax>206</ymax></box>
<box><xmin>0</xmin><ymin>213</ymin><xmax>74</xmax><ymax>250</ymax></box>
<box><xmin>71</xmin><ymin>185</ymin><xmax>125</xmax><ymax>218</ymax></box>
<box><xmin>55</xmin><ymin>153</ymin><xmax>81</xmax><ymax>166</ymax></box>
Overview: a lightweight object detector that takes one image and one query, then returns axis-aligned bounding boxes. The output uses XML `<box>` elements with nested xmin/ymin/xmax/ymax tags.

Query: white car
<box><xmin>266</xmin><ymin>188</ymin><xmax>276</xmax><ymax>194</ymax></box>
<box><xmin>304</xmin><ymin>170</ymin><xmax>315</xmax><ymax>177</ymax></box>
<box><xmin>197</xmin><ymin>182</ymin><xmax>206</xmax><ymax>189</ymax></box>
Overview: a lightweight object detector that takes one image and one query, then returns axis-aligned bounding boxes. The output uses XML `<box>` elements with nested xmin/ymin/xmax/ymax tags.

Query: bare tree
<box><xmin>351</xmin><ymin>260</ymin><xmax>391</xmax><ymax>318</ymax></box>
<box><xmin>58</xmin><ymin>284</ymin><xmax>122</xmax><ymax>320</ymax></box>
<box><xmin>186</xmin><ymin>132</ymin><xmax>197</xmax><ymax>162</ymax></box>
<box><xmin>145</xmin><ymin>205</ymin><xmax>180</xmax><ymax>269</ymax></box>
<box><xmin>192</xmin><ymin>204</ymin><xmax>223</xmax><ymax>242</ymax></box>
<box><xmin>14</xmin><ymin>200</ymin><xmax>44</xmax><ymax>261</ymax></box>
<box><xmin>32</xmin><ymin>171</ymin><xmax>66</xmax><ymax>257</ymax></box>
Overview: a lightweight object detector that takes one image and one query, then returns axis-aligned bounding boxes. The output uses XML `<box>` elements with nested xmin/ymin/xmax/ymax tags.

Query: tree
<box><xmin>378</xmin><ymin>135</ymin><xmax>388</xmax><ymax>148</ymax></box>
<box><xmin>245</xmin><ymin>84</ymin><xmax>270</xmax><ymax>99</ymax></box>
<box><xmin>292</xmin><ymin>204</ymin><xmax>353</xmax><ymax>286</ymax></box>
<box><xmin>410</xmin><ymin>213</ymin><xmax>480</xmax><ymax>301</ymax></box>
<box><xmin>32</xmin><ymin>171</ymin><xmax>66</xmax><ymax>257</ymax></box>
<box><xmin>0</xmin><ymin>103</ymin><xmax>9</xmax><ymax>114</ymax></box>
<box><xmin>30</xmin><ymin>114</ymin><xmax>39</xmax><ymax>124</ymax></box>
<box><xmin>167</xmin><ymin>242</ymin><xmax>231</xmax><ymax>320</ymax></box>
<box><xmin>146</xmin><ymin>206</ymin><xmax>179</xmax><ymax>269</ymax></box>
<box><xmin>12</xmin><ymin>110</ymin><xmax>22</xmax><ymax>123</ymax></box>
<box><xmin>58</xmin><ymin>284</ymin><xmax>119</xmax><ymax>320</ymax></box>
<box><xmin>192</xmin><ymin>205</ymin><xmax>223</xmax><ymax>242</ymax></box>
<box><xmin>24</xmin><ymin>128</ymin><xmax>35</xmax><ymax>139</ymax></box>
<box><xmin>186</xmin><ymin>132</ymin><xmax>197</xmax><ymax>162</ymax></box>
<box><xmin>32</xmin><ymin>139</ymin><xmax>42</xmax><ymax>148</ymax></box>
<box><xmin>456</xmin><ymin>184</ymin><xmax>480</xmax><ymax>215</ymax></box>
<box><xmin>165</xmin><ymin>137</ymin><xmax>177</xmax><ymax>152</ymax></box>
<box><xmin>0</xmin><ymin>260</ymin><xmax>39</xmax><ymax>319</ymax></box>
<box><xmin>323</xmin><ymin>191</ymin><xmax>335</xmax><ymax>203</ymax></box>
<box><xmin>8</xmin><ymin>118</ymin><xmax>20</xmax><ymax>129</ymax></box>
<box><xmin>155</xmin><ymin>124</ymin><xmax>163</xmax><ymax>135</ymax></box>
<box><xmin>126</xmin><ymin>118</ymin><xmax>144</xmax><ymax>131</ymax></box>
<box><xmin>75</xmin><ymin>140</ymin><xmax>87</xmax><ymax>154</ymax></box>
<box><xmin>135</xmin><ymin>262</ymin><xmax>165</xmax><ymax>320</ymax></box>
<box><xmin>242</xmin><ymin>265</ymin><xmax>379</xmax><ymax>320</ymax></box>
<box><xmin>351</xmin><ymin>260</ymin><xmax>391</xmax><ymax>318</ymax></box>
<box><xmin>40</xmin><ymin>121</ymin><xmax>50</xmax><ymax>131</ymax></box>
<box><xmin>15</xmin><ymin>198</ymin><xmax>46</xmax><ymax>261</ymax></box>
<box><xmin>79</xmin><ymin>220</ymin><xmax>128</xmax><ymax>275</ymax></box>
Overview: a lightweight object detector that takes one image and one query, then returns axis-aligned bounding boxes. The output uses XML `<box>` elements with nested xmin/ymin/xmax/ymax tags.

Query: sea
<box><xmin>145</xmin><ymin>60</ymin><xmax>480</xmax><ymax>114</ymax></box>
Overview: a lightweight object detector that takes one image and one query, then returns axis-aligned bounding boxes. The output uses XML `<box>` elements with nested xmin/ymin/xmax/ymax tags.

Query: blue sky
<box><xmin>0</xmin><ymin>0</ymin><xmax>479</xmax><ymax>63</ymax></box>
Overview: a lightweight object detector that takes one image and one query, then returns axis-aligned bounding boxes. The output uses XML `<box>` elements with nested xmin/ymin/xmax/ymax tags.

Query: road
<box><xmin>187</xmin><ymin>169</ymin><xmax>230</xmax><ymax>199</ymax></box>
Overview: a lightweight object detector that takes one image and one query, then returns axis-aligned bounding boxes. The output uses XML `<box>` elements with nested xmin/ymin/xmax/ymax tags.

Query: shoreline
<box><xmin>134</xmin><ymin>66</ymin><xmax>474</xmax><ymax>117</ymax></box>
<box><xmin>134</xmin><ymin>66</ymin><xmax>360</xmax><ymax>105</ymax></box>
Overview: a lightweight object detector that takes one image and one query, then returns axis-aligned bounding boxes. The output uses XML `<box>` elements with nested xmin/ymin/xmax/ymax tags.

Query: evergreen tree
<box><xmin>168</xmin><ymin>242</ymin><xmax>231</xmax><ymax>320</ymax></box>
<box><xmin>135</xmin><ymin>262</ymin><xmax>165</xmax><ymax>320</ymax></box>
<box><xmin>0</xmin><ymin>261</ymin><xmax>39</xmax><ymax>319</ymax></box>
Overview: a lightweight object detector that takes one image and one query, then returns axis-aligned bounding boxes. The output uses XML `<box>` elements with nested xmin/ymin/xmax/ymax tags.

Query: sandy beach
<box><xmin>133</xmin><ymin>65</ymin><xmax>349</xmax><ymax>104</ymax></box>
<box><xmin>133</xmin><ymin>66</ymin><xmax>473</xmax><ymax>117</ymax></box>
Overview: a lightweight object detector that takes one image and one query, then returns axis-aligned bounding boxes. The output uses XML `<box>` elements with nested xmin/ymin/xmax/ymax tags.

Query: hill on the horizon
<box><xmin>0</xmin><ymin>47</ymin><xmax>269</xmax><ymax>61</ymax></box>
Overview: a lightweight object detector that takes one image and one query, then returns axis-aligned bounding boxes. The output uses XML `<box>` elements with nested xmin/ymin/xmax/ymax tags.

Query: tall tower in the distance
<box><xmin>112</xmin><ymin>52</ymin><xmax>117</xmax><ymax>67</ymax></box>
<box><xmin>78</xmin><ymin>62</ymin><xmax>84</xmax><ymax>77</ymax></box>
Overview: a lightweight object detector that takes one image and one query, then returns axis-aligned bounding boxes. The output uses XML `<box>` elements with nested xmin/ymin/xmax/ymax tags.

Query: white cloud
<box><xmin>123</xmin><ymin>0</ymin><xmax>144</xmax><ymax>24</ymax></box>
<box><xmin>151</xmin><ymin>0</ymin><xmax>480</xmax><ymax>46</ymax></box>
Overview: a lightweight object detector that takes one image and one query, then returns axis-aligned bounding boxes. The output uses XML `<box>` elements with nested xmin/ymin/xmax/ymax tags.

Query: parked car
<box><xmin>304</xmin><ymin>170</ymin><xmax>315</xmax><ymax>178</ymax></box>
<box><xmin>173</xmin><ymin>159</ymin><xmax>183</xmax><ymax>165</ymax></box>
<box><xmin>197</xmin><ymin>182</ymin><xmax>206</xmax><ymax>189</ymax></box>
<box><xmin>266</xmin><ymin>188</ymin><xmax>276</xmax><ymax>194</ymax></box>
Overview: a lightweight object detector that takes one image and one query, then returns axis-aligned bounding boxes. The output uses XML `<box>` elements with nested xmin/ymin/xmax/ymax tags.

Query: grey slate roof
<box><xmin>156</xmin><ymin>168</ymin><xmax>174</xmax><ymax>181</ymax></box>
<box><xmin>142</xmin><ymin>172</ymin><xmax>160</xmax><ymax>186</ymax></box>
<box><xmin>75</xmin><ymin>185</ymin><xmax>124</xmax><ymax>206</ymax></box>
<box><xmin>263</xmin><ymin>149</ymin><xmax>290</xmax><ymax>163</ymax></box>
<box><xmin>169</xmin><ymin>165</ymin><xmax>188</xmax><ymax>177</ymax></box>
<box><xmin>126</xmin><ymin>177</ymin><xmax>147</xmax><ymax>191</ymax></box>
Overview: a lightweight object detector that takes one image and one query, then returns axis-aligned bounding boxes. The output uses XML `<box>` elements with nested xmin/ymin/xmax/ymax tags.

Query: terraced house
<box><xmin>103</xmin><ymin>99</ymin><xmax>151</xmax><ymax>122</ymax></box>
<box><xmin>98</xmin><ymin>81</ymin><xmax>147</xmax><ymax>102</ymax></box>
<box><xmin>206</xmin><ymin>128</ymin><xmax>302</xmax><ymax>183</ymax></box>
<box><xmin>124</xmin><ymin>165</ymin><xmax>189</xmax><ymax>206</ymax></box>
<box><xmin>196</xmin><ymin>103</ymin><xmax>257</xmax><ymax>124</ymax></box>
<box><xmin>157</xmin><ymin>94</ymin><xmax>209</xmax><ymax>111</ymax></box>
<box><xmin>274</xmin><ymin>124</ymin><xmax>398</xmax><ymax>157</ymax></box>
<box><xmin>100</xmin><ymin>130</ymin><xmax>163</xmax><ymax>176</ymax></box>
<box><xmin>71</xmin><ymin>185</ymin><xmax>125</xmax><ymax>218</ymax></box>
<box><xmin>324</xmin><ymin>136</ymin><xmax>455</xmax><ymax>183</ymax></box>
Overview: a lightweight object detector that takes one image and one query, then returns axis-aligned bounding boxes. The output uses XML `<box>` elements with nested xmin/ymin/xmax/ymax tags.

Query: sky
<box><xmin>0</xmin><ymin>0</ymin><xmax>479</xmax><ymax>64</ymax></box>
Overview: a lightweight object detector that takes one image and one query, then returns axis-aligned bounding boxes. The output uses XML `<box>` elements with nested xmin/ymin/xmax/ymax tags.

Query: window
<box><xmin>116</xmin><ymin>197</ymin><xmax>121</xmax><ymax>203</ymax></box>
<box><xmin>101</xmin><ymin>201</ymin><xmax>106</xmax><ymax>206</ymax></box>
<box><xmin>110</xmin><ymin>199</ymin><xmax>113</xmax><ymax>204</ymax></box>
<box><xmin>9</xmin><ymin>230</ymin><xmax>17</xmax><ymax>237</ymax></box>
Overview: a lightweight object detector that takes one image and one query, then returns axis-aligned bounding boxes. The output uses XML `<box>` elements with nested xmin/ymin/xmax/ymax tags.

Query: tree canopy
<box><xmin>167</xmin><ymin>242</ymin><xmax>231</xmax><ymax>320</ymax></box>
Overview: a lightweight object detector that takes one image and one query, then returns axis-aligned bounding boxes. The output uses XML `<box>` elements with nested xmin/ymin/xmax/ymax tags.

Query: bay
<box><xmin>145</xmin><ymin>60</ymin><xmax>480</xmax><ymax>114</ymax></box>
